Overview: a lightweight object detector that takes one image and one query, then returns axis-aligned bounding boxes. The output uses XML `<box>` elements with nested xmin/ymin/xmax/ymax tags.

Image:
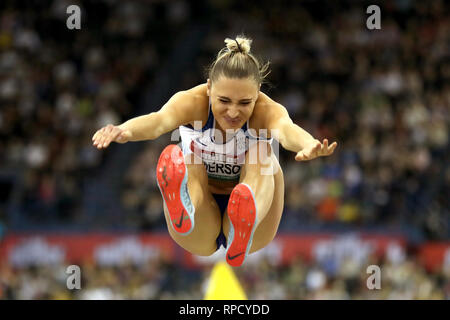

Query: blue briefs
<box><xmin>212</xmin><ymin>193</ymin><xmax>230</xmax><ymax>250</ymax></box>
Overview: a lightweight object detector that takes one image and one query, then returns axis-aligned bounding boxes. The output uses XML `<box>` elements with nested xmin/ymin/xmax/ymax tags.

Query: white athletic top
<box><xmin>179</xmin><ymin>102</ymin><xmax>273</xmax><ymax>182</ymax></box>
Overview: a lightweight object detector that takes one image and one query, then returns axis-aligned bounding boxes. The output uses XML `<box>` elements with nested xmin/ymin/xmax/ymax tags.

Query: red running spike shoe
<box><xmin>156</xmin><ymin>145</ymin><xmax>195</xmax><ymax>235</ymax></box>
<box><xmin>226</xmin><ymin>183</ymin><xmax>258</xmax><ymax>267</ymax></box>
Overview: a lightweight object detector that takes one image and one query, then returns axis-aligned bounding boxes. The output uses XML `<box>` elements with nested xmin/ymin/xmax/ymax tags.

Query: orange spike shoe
<box><xmin>156</xmin><ymin>145</ymin><xmax>195</xmax><ymax>235</ymax></box>
<box><xmin>226</xmin><ymin>183</ymin><xmax>258</xmax><ymax>267</ymax></box>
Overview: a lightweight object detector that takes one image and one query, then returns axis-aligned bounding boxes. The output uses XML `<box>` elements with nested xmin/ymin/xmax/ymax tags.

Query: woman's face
<box><xmin>207</xmin><ymin>76</ymin><xmax>260</xmax><ymax>132</ymax></box>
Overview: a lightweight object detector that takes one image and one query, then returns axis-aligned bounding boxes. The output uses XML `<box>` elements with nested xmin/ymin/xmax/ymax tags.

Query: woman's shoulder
<box><xmin>182</xmin><ymin>83</ymin><xmax>209</xmax><ymax>107</ymax></box>
<box><xmin>250</xmin><ymin>91</ymin><xmax>285</xmax><ymax>133</ymax></box>
<box><xmin>185</xmin><ymin>83</ymin><xmax>208</xmax><ymax>98</ymax></box>
<box><xmin>182</xmin><ymin>83</ymin><xmax>210</xmax><ymax>127</ymax></box>
<box><xmin>255</xmin><ymin>91</ymin><xmax>283</xmax><ymax>110</ymax></box>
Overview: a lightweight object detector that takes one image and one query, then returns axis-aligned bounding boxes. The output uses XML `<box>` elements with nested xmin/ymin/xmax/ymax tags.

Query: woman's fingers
<box><xmin>313</xmin><ymin>141</ymin><xmax>321</xmax><ymax>157</ymax></box>
<box><xmin>295</xmin><ymin>139</ymin><xmax>338</xmax><ymax>161</ymax></box>
<box><xmin>323</xmin><ymin>139</ymin><xmax>328</xmax><ymax>152</ymax></box>
<box><xmin>323</xmin><ymin>141</ymin><xmax>337</xmax><ymax>155</ymax></box>
<box><xmin>102</xmin><ymin>125</ymin><xmax>113</xmax><ymax>147</ymax></box>
<box><xmin>329</xmin><ymin>141</ymin><xmax>338</xmax><ymax>154</ymax></box>
<box><xmin>295</xmin><ymin>150</ymin><xmax>306</xmax><ymax>161</ymax></box>
<box><xmin>318</xmin><ymin>139</ymin><xmax>338</xmax><ymax>156</ymax></box>
<box><xmin>92</xmin><ymin>129</ymin><xmax>103</xmax><ymax>148</ymax></box>
<box><xmin>98</xmin><ymin>127</ymin><xmax>106</xmax><ymax>147</ymax></box>
<box><xmin>92</xmin><ymin>125</ymin><xmax>122</xmax><ymax>149</ymax></box>
<box><xmin>99</xmin><ymin>128</ymin><xmax>108</xmax><ymax>148</ymax></box>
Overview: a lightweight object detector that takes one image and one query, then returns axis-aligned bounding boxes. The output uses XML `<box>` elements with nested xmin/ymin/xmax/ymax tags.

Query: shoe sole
<box><xmin>226</xmin><ymin>183</ymin><xmax>257</xmax><ymax>267</ymax></box>
<box><xmin>156</xmin><ymin>145</ymin><xmax>195</xmax><ymax>235</ymax></box>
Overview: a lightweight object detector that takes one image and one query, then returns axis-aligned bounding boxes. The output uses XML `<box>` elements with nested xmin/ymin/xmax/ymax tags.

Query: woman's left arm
<box><xmin>265</xmin><ymin>101</ymin><xmax>338</xmax><ymax>161</ymax></box>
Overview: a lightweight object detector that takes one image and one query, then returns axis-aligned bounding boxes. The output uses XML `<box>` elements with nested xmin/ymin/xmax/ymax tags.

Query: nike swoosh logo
<box><xmin>175</xmin><ymin>209</ymin><xmax>185</xmax><ymax>228</ymax></box>
<box><xmin>227</xmin><ymin>252</ymin><xmax>244</xmax><ymax>260</ymax></box>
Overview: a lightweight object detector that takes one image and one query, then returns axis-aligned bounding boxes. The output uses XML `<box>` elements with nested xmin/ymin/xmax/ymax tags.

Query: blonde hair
<box><xmin>207</xmin><ymin>35</ymin><xmax>270</xmax><ymax>85</ymax></box>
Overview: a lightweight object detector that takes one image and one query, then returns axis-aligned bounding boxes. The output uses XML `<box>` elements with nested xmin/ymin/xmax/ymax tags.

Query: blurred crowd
<box><xmin>0</xmin><ymin>0</ymin><xmax>192</xmax><ymax>227</ymax></box>
<box><xmin>123</xmin><ymin>0</ymin><xmax>450</xmax><ymax>239</ymax></box>
<box><xmin>1</xmin><ymin>251</ymin><xmax>449</xmax><ymax>300</ymax></box>
<box><xmin>238</xmin><ymin>253</ymin><xmax>449</xmax><ymax>300</ymax></box>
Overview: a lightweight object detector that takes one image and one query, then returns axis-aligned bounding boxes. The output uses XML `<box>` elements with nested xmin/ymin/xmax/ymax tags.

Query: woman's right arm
<box><xmin>92</xmin><ymin>90</ymin><xmax>198</xmax><ymax>149</ymax></box>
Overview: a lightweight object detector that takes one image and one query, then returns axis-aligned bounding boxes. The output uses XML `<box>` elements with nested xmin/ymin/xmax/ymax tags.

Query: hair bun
<box><xmin>208</xmin><ymin>34</ymin><xmax>271</xmax><ymax>85</ymax></box>
<box><xmin>224</xmin><ymin>36</ymin><xmax>252</xmax><ymax>54</ymax></box>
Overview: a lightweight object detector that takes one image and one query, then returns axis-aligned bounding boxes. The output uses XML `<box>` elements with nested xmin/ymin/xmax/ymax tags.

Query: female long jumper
<box><xmin>92</xmin><ymin>36</ymin><xmax>337</xmax><ymax>267</ymax></box>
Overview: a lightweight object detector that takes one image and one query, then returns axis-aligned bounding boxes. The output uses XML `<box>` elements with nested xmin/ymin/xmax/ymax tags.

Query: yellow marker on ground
<box><xmin>204</xmin><ymin>261</ymin><xmax>247</xmax><ymax>300</ymax></box>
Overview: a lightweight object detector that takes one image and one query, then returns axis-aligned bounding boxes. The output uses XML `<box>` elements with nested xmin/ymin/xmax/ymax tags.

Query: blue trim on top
<box><xmin>184</xmin><ymin>100</ymin><xmax>214</xmax><ymax>132</ymax></box>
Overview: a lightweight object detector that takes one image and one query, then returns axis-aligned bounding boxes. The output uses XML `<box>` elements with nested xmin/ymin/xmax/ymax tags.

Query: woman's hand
<box><xmin>295</xmin><ymin>139</ymin><xmax>337</xmax><ymax>161</ymax></box>
<box><xmin>92</xmin><ymin>124</ymin><xmax>132</xmax><ymax>149</ymax></box>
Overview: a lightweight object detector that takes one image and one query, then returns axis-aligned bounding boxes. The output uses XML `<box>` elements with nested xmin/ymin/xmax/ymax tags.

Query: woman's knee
<box><xmin>164</xmin><ymin>207</ymin><xmax>220</xmax><ymax>257</ymax></box>
<box><xmin>171</xmin><ymin>234</ymin><xmax>218</xmax><ymax>256</ymax></box>
<box><xmin>248</xmin><ymin>234</ymin><xmax>276</xmax><ymax>254</ymax></box>
<box><xmin>187</xmin><ymin>241</ymin><xmax>218</xmax><ymax>256</ymax></box>
<box><xmin>166</xmin><ymin>218</ymin><xmax>219</xmax><ymax>256</ymax></box>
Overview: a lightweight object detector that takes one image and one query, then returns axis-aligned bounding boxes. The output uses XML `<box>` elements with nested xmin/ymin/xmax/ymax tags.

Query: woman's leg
<box><xmin>160</xmin><ymin>149</ymin><xmax>222</xmax><ymax>256</ymax></box>
<box><xmin>246</xmin><ymin>152</ymin><xmax>284</xmax><ymax>253</ymax></box>
<box><xmin>223</xmin><ymin>143</ymin><xmax>284</xmax><ymax>253</ymax></box>
<box><xmin>239</xmin><ymin>141</ymin><xmax>275</xmax><ymax>227</ymax></box>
